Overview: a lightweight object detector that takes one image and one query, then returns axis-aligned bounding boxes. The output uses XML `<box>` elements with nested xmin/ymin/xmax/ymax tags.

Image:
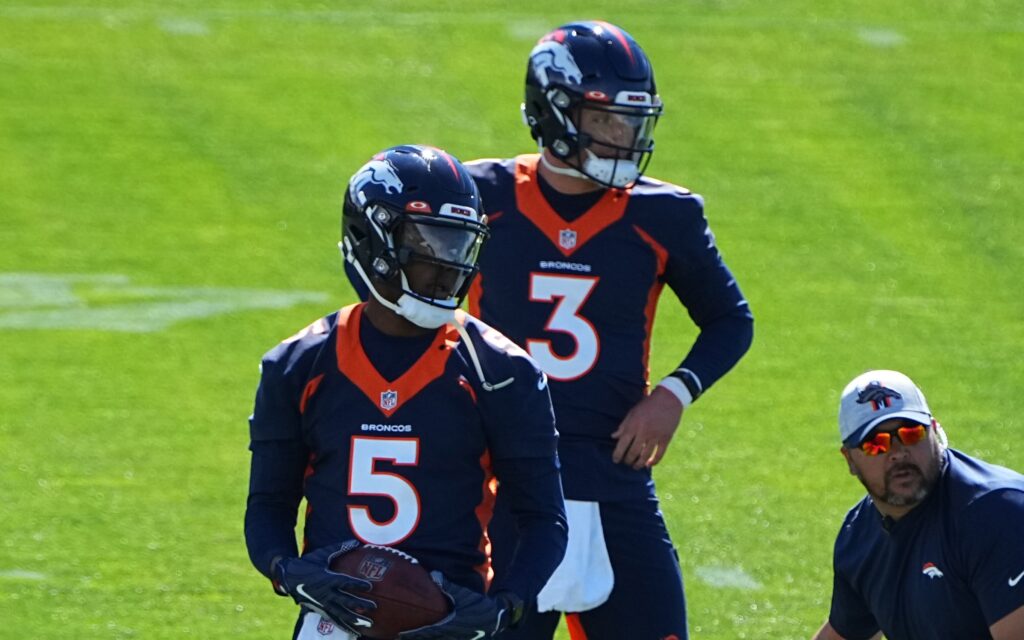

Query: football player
<box><xmin>465</xmin><ymin>22</ymin><xmax>754</xmax><ymax>640</ymax></box>
<box><xmin>245</xmin><ymin>145</ymin><xmax>568</xmax><ymax>639</ymax></box>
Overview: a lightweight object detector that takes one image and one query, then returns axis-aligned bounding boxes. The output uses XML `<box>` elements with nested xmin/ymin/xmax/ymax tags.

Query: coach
<box><xmin>813</xmin><ymin>370</ymin><xmax>1024</xmax><ymax>640</ymax></box>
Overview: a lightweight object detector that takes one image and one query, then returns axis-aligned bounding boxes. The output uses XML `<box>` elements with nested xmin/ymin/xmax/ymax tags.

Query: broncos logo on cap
<box><xmin>857</xmin><ymin>381</ymin><xmax>902</xmax><ymax>411</ymax></box>
<box><xmin>350</xmin><ymin>159</ymin><xmax>404</xmax><ymax>197</ymax></box>
<box><xmin>530</xmin><ymin>40</ymin><xmax>584</xmax><ymax>87</ymax></box>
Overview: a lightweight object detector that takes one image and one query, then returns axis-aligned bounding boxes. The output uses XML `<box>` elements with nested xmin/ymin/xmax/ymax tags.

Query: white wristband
<box><xmin>657</xmin><ymin>376</ymin><xmax>694</xmax><ymax>408</ymax></box>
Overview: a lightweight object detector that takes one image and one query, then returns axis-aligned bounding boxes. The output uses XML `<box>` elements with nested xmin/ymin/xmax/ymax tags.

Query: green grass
<box><xmin>1</xmin><ymin>1</ymin><xmax>1022</xmax><ymax>638</ymax></box>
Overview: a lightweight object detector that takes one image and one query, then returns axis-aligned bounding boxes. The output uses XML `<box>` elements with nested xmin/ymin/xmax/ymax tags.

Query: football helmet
<box><xmin>341</xmin><ymin>145</ymin><xmax>489</xmax><ymax>329</ymax></box>
<box><xmin>523</xmin><ymin>21</ymin><xmax>662</xmax><ymax>188</ymax></box>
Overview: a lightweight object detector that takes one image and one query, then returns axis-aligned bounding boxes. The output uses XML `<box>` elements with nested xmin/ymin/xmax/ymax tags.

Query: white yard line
<box><xmin>695</xmin><ymin>565</ymin><xmax>763</xmax><ymax>590</ymax></box>
<box><xmin>0</xmin><ymin>273</ymin><xmax>329</xmax><ymax>332</ymax></box>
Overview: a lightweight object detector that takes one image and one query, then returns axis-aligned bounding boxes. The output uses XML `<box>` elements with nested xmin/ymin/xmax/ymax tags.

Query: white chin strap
<box><xmin>580</xmin><ymin>150</ymin><xmax>640</xmax><ymax>188</ymax></box>
<box><xmin>540</xmin><ymin>149</ymin><xmax>639</xmax><ymax>189</ymax></box>
<box><xmin>539</xmin><ymin>151</ymin><xmax>588</xmax><ymax>180</ymax></box>
<box><xmin>392</xmin><ymin>294</ymin><xmax>455</xmax><ymax>329</ymax></box>
<box><xmin>339</xmin><ymin>240</ymin><xmax>456</xmax><ymax>330</ymax></box>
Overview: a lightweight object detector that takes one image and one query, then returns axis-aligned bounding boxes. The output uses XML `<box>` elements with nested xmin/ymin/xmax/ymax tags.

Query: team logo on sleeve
<box><xmin>530</xmin><ymin>40</ymin><xmax>584</xmax><ymax>87</ymax></box>
<box><xmin>380</xmin><ymin>389</ymin><xmax>398</xmax><ymax>411</ymax></box>
<box><xmin>921</xmin><ymin>562</ymin><xmax>944</xmax><ymax>579</ymax></box>
<box><xmin>559</xmin><ymin>229</ymin><xmax>578</xmax><ymax>250</ymax></box>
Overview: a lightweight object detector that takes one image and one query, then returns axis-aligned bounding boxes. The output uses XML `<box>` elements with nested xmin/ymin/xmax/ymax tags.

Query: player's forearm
<box><xmin>673</xmin><ymin>309</ymin><xmax>753</xmax><ymax>399</ymax></box>
<box><xmin>489</xmin><ymin>458</ymin><xmax>568</xmax><ymax>603</ymax></box>
<box><xmin>244</xmin><ymin>439</ymin><xmax>307</xmax><ymax>578</ymax></box>
<box><xmin>244</xmin><ymin>501</ymin><xmax>300</xmax><ymax>579</ymax></box>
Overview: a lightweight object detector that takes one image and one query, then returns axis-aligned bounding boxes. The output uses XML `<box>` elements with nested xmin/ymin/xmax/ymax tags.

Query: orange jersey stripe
<box><xmin>335</xmin><ymin>304</ymin><xmax>454</xmax><ymax>417</ymax></box>
<box><xmin>566</xmin><ymin>613</ymin><xmax>589</xmax><ymax>640</ymax></box>
<box><xmin>632</xmin><ymin>224</ymin><xmax>668</xmax><ymax>385</ymax></box>
<box><xmin>513</xmin><ymin>154</ymin><xmax>630</xmax><ymax>257</ymax></box>
<box><xmin>474</xmin><ymin>450</ymin><xmax>497</xmax><ymax>588</ymax></box>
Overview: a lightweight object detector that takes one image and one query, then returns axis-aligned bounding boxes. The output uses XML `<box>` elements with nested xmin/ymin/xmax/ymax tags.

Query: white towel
<box><xmin>536</xmin><ymin>499</ymin><xmax>614</xmax><ymax>613</ymax></box>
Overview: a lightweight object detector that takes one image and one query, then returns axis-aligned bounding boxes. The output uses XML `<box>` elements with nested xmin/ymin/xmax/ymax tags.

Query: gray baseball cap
<box><xmin>839</xmin><ymin>370</ymin><xmax>933</xmax><ymax>447</ymax></box>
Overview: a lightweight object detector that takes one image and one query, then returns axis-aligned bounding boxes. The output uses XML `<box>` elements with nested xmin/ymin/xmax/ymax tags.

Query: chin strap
<box><xmin>539</xmin><ymin>148</ymin><xmax>639</xmax><ymax>189</ymax></box>
<box><xmin>341</xmin><ymin>239</ymin><xmax>517</xmax><ymax>390</ymax></box>
<box><xmin>339</xmin><ymin>240</ymin><xmax>456</xmax><ymax>330</ymax></box>
<box><xmin>538</xmin><ymin>150</ymin><xmax>589</xmax><ymax>180</ymax></box>
<box><xmin>579</xmin><ymin>149</ymin><xmax>640</xmax><ymax>189</ymax></box>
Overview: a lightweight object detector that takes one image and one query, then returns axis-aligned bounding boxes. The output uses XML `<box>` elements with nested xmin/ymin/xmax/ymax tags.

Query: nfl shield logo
<box><xmin>559</xmin><ymin>228</ymin><xmax>577</xmax><ymax>250</ymax></box>
<box><xmin>380</xmin><ymin>389</ymin><xmax>398</xmax><ymax>410</ymax></box>
<box><xmin>358</xmin><ymin>555</ymin><xmax>393</xmax><ymax>582</ymax></box>
<box><xmin>317</xmin><ymin>617</ymin><xmax>335</xmax><ymax>635</ymax></box>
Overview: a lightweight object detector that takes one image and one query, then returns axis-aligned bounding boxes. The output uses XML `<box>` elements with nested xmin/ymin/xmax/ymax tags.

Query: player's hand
<box><xmin>273</xmin><ymin>540</ymin><xmax>377</xmax><ymax>635</ymax></box>
<box><xmin>398</xmin><ymin>572</ymin><xmax>523</xmax><ymax>639</ymax></box>
<box><xmin>611</xmin><ymin>386</ymin><xmax>683</xmax><ymax>469</ymax></box>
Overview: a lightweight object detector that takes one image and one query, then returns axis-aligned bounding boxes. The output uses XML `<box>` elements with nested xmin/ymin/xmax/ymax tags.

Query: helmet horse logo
<box><xmin>351</xmin><ymin>159</ymin><xmax>404</xmax><ymax>196</ymax></box>
<box><xmin>530</xmin><ymin>41</ymin><xmax>583</xmax><ymax>87</ymax></box>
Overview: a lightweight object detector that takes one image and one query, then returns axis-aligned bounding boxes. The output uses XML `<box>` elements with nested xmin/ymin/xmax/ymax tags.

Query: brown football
<box><xmin>330</xmin><ymin>544</ymin><xmax>449</xmax><ymax>639</ymax></box>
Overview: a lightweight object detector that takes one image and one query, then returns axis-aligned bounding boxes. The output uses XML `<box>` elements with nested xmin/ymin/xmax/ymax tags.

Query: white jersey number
<box><xmin>348</xmin><ymin>437</ymin><xmax>420</xmax><ymax>545</ymax></box>
<box><xmin>526</xmin><ymin>274</ymin><xmax>600</xmax><ymax>381</ymax></box>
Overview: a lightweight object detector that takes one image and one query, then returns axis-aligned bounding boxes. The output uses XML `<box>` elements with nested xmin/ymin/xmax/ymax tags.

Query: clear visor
<box><xmin>576</xmin><ymin>103</ymin><xmax>660</xmax><ymax>154</ymax></box>
<box><xmin>395</xmin><ymin>216</ymin><xmax>488</xmax><ymax>303</ymax></box>
<box><xmin>399</xmin><ymin>218</ymin><xmax>485</xmax><ymax>266</ymax></box>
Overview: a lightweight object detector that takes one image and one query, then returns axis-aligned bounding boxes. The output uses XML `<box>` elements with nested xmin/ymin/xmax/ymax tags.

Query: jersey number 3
<box><xmin>348</xmin><ymin>436</ymin><xmax>420</xmax><ymax>545</ymax></box>
<box><xmin>527</xmin><ymin>273</ymin><xmax>600</xmax><ymax>381</ymax></box>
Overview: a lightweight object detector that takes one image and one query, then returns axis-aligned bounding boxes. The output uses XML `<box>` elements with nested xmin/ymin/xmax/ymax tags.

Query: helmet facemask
<box><xmin>522</xmin><ymin>21</ymin><xmax>663</xmax><ymax>189</ymax></box>
<box><xmin>557</xmin><ymin>96</ymin><xmax>661</xmax><ymax>188</ymax></box>
<box><xmin>389</xmin><ymin>210</ymin><xmax>487</xmax><ymax>310</ymax></box>
<box><xmin>344</xmin><ymin>200</ymin><xmax>488</xmax><ymax>329</ymax></box>
<box><xmin>341</xmin><ymin>145</ymin><xmax>487</xmax><ymax>329</ymax></box>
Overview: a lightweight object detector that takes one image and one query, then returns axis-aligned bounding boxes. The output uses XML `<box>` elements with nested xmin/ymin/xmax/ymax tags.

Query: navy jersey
<box><xmin>829</xmin><ymin>449</ymin><xmax>1024</xmax><ymax>640</ymax></box>
<box><xmin>245</xmin><ymin>304</ymin><xmax>567</xmax><ymax>602</ymax></box>
<box><xmin>466</xmin><ymin>155</ymin><xmax>753</xmax><ymax>500</ymax></box>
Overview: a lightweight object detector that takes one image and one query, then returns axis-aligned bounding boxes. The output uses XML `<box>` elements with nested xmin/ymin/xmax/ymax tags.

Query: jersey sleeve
<box><xmin>249</xmin><ymin>346</ymin><xmax>304</xmax><ymax>442</ymax></box>
<box><xmin>959</xmin><ymin>489</ymin><xmax>1024</xmax><ymax>625</ymax></box>
<box><xmin>465</xmin><ymin>320</ymin><xmax>568</xmax><ymax>603</ymax></box>
<box><xmin>828</xmin><ymin>561</ymin><xmax>881</xmax><ymax>640</ymax></box>
<box><xmin>245</xmin><ymin>324</ymin><xmax>328</xmax><ymax>578</ymax></box>
<box><xmin>646</xmin><ymin>192</ymin><xmax>754</xmax><ymax>399</ymax></box>
<box><xmin>488</xmin><ymin>457</ymin><xmax>568</xmax><ymax>605</ymax></box>
<box><xmin>471</xmin><ymin>326</ymin><xmax>559</xmax><ymax>461</ymax></box>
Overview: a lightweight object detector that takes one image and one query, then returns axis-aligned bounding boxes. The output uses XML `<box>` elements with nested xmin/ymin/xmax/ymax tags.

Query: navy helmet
<box><xmin>523</xmin><ymin>21</ymin><xmax>662</xmax><ymax>188</ymax></box>
<box><xmin>341</xmin><ymin>145</ymin><xmax>489</xmax><ymax>328</ymax></box>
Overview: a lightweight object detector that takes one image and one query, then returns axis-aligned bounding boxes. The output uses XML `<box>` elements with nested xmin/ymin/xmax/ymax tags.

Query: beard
<box><xmin>880</xmin><ymin>463</ymin><xmax>933</xmax><ymax>506</ymax></box>
<box><xmin>857</xmin><ymin>455</ymin><xmax>942</xmax><ymax>509</ymax></box>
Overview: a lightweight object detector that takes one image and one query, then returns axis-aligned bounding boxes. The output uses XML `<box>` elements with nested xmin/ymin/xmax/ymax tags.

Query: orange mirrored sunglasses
<box><xmin>859</xmin><ymin>425</ymin><xmax>928</xmax><ymax>456</ymax></box>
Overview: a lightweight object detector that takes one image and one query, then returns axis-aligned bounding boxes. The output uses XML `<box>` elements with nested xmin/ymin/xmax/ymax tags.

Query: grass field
<box><xmin>1</xmin><ymin>1</ymin><xmax>1022</xmax><ymax>638</ymax></box>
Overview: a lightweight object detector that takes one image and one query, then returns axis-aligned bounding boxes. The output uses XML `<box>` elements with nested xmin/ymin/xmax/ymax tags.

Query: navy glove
<box><xmin>399</xmin><ymin>571</ymin><xmax>524</xmax><ymax>640</ymax></box>
<box><xmin>272</xmin><ymin>540</ymin><xmax>377</xmax><ymax>635</ymax></box>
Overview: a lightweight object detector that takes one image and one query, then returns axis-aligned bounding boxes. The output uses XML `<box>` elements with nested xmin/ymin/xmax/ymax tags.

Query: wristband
<box><xmin>657</xmin><ymin>368</ymin><xmax>702</xmax><ymax>408</ymax></box>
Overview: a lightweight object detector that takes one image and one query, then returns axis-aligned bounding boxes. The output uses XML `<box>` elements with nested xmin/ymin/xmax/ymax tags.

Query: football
<box><xmin>330</xmin><ymin>544</ymin><xmax>449</xmax><ymax>639</ymax></box>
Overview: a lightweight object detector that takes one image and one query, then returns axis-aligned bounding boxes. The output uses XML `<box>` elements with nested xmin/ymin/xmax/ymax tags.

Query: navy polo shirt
<box><xmin>828</xmin><ymin>448</ymin><xmax>1024</xmax><ymax>639</ymax></box>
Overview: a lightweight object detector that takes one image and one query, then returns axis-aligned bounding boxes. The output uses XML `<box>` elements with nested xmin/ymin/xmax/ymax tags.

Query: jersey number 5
<box><xmin>348</xmin><ymin>436</ymin><xmax>420</xmax><ymax>545</ymax></box>
<box><xmin>527</xmin><ymin>273</ymin><xmax>600</xmax><ymax>381</ymax></box>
